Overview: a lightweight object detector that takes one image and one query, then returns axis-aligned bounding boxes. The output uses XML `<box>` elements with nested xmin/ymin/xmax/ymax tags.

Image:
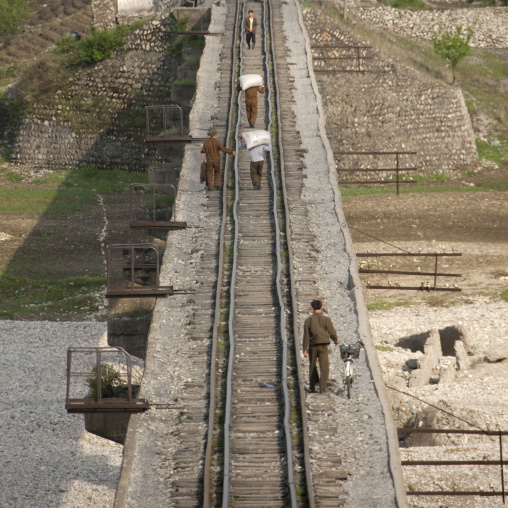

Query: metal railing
<box><xmin>312</xmin><ymin>44</ymin><xmax>372</xmax><ymax>72</ymax></box>
<box><xmin>129</xmin><ymin>183</ymin><xmax>187</xmax><ymax>230</ymax></box>
<box><xmin>357</xmin><ymin>252</ymin><xmax>462</xmax><ymax>291</ymax></box>
<box><xmin>105</xmin><ymin>243</ymin><xmax>173</xmax><ymax>297</ymax></box>
<box><xmin>65</xmin><ymin>346</ymin><xmax>149</xmax><ymax>413</ymax></box>
<box><xmin>398</xmin><ymin>427</ymin><xmax>507</xmax><ymax>502</ymax></box>
<box><xmin>335</xmin><ymin>151</ymin><xmax>417</xmax><ymax>194</ymax></box>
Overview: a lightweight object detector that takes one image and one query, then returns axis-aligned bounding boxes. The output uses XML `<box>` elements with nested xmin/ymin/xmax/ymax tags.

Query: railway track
<box><xmin>114</xmin><ymin>0</ymin><xmax>403</xmax><ymax>505</ymax></box>
<box><xmin>202</xmin><ymin>0</ymin><xmax>316</xmax><ymax>505</ymax></box>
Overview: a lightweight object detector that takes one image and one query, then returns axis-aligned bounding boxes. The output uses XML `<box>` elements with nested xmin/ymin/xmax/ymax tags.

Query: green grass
<box><xmin>476</xmin><ymin>138</ymin><xmax>508</xmax><ymax>166</ymax></box>
<box><xmin>501</xmin><ymin>288</ymin><xmax>508</xmax><ymax>302</ymax></box>
<box><xmin>377</xmin><ymin>0</ymin><xmax>427</xmax><ymax>8</ymax></box>
<box><xmin>173</xmin><ymin>78</ymin><xmax>196</xmax><ymax>87</ymax></box>
<box><xmin>375</xmin><ymin>344</ymin><xmax>395</xmax><ymax>352</ymax></box>
<box><xmin>302</xmin><ymin>2</ymin><xmax>312</xmax><ymax>7</ymax></box>
<box><xmin>0</xmin><ymin>166</ymin><xmax>149</xmax><ymax>214</ymax></box>
<box><xmin>0</xmin><ymin>273</ymin><xmax>105</xmax><ymax>320</ymax></box>
<box><xmin>6</xmin><ymin>172</ymin><xmax>23</xmax><ymax>182</ymax></box>
<box><xmin>0</xmin><ymin>0</ymin><xmax>30</xmax><ymax>37</ymax></box>
<box><xmin>367</xmin><ymin>299</ymin><xmax>414</xmax><ymax>311</ymax></box>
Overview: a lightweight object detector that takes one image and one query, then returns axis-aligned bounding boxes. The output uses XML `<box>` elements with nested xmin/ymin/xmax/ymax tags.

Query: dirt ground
<box><xmin>341</xmin><ymin>169</ymin><xmax>508</xmax><ymax>307</ymax></box>
<box><xmin>0</xmin><ymin>162</ymin><xmax>160</xmax><ymax>319</ymax></box>
<box><xmin>1</xmin><ymin>162</ymin><xmax>507</xmax><ymax>318</ymax></box>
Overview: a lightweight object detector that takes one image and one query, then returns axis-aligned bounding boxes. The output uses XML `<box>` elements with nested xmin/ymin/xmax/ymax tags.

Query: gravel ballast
<box><xmin>0</xmin><ymin>321</ymin><xmax>122</xmax><ymax>508</ymax></box>
<box><xmin>283</xmin><ymin>3</ymin><xmax>401</xmax><ymax>505</ymax></box>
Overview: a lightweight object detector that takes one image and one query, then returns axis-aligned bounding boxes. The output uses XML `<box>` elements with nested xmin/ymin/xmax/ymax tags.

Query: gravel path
<box><xmin>283</xmin><ymin>3</ymin><xmax>401</xmax><ymax>505</ymax></box>
<box><xmin>0</xmin><ymin>321</ymin><xmax>122</xmax><ymax>508</ymax></box>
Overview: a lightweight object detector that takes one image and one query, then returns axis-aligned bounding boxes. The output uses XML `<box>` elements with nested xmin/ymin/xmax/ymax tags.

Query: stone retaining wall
<box><xmin>353</xmin><ymin>5</ymin><xmax>508</xmax><ymax>49</ymax></box>
<box><xmin>11</xmin><ymin>13</ymin><xmax>204</xmax><ymax>171</ymax></box>
<box><xmin>303</xmin><ymin>7</ymin><xmax>478</xmax><ymax>174</ymax></box>
<box><xmin>92</xmin><ymin>0</ymin><xmax>179</xmax><ymax>29</ymax></box>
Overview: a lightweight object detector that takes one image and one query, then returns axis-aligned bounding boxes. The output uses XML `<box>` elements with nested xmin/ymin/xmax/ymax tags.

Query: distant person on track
<box><xmin>244</xmin><ymin>10</ymin><xmax>257</xmax><ymax>50</ymax></box>
<box><xmin>239</xmin><ymin>134</ymin><xmax>271</xmax><ymax>190</ymax></box>
<box><xmin>303</xmin><ymin>300</ymin><xmax>339</xmax><ymax>394</ymax></box>
<box><xmin>237</xmin><ymin>79</ymin><xmax>265</xmax><ymax>128</ymax></box>
<box><xmin>201</xmin><ymin>129</ymin><xmax>236</xmax><ymax>191</ymax></box>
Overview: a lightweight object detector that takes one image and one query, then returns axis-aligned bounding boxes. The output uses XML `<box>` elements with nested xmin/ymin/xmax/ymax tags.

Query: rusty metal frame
<box><xmin>398</xmin><ymin>428</ymin><xmax>506</xmax><ymax>502</ymax></box>
<box><xmin>106</xmin><ymin>243</ymin><xmax>173</xmax><ymax>297</ymax></box>
<box><xmin>145</xmin><ymin>105</ymin><xmax>208</xmax><ymax>142</ymax></box>
<box><xmin>65</xmin><ymin>346</ymin><xmax>149</xmax><ymax>413</ymax></box>
<box><xmin>357</xmin><ymin>252</ymin><xmax>462</xmax><ymax>291</ymax></box>
<box><xmin>335</xmin><ymin>151</ymin><xmax>417</xmax><ymax>194</ymax></box>
<box><xmin>129</xmin><ymin>183</ymin><xmax>187</xmax><ymax>230</ymax></box>
<box><xmin>312</xmin><ymin>45</ymin><xmax>372</xmax><ymax>73</ymax></box>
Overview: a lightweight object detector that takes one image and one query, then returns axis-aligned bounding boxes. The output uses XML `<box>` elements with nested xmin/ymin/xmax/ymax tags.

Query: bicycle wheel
<box><xmin>346</xmin><ymin>375</ymin><xmax>351</xmax><ymax>399</ymax></box>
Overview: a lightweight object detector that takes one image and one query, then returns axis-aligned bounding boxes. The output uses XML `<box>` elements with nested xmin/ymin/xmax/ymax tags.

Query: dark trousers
<box><xmin>205</xmin><ymin>160</ymin><xmax>221</xmax><ymax>189</ymax></box>
<box><xmin>246</xmin><ymin>99</ymin><xmax>258</xmax><ymax>124</ymax></box>
<box><xmin>246</xmin><ymin>32</ymin><xmax>255</xmax><ymax>47</ymax></box>
<box><xmin>250</xmin><ymin>161</ymin><xmax>264</xmax><ymax>187</ymax></box>
<box><xmin>309</xmin><ymin>344</ymin><xmax>330</xmax><ymax>392</ymax></box>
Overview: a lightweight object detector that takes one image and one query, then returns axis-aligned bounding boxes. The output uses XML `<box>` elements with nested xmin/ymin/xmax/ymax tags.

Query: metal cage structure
<box><xmin>174</xmin><ymin>7</ymin><xmax>218</xmax><ymax>34</ymax></box>
<box><xmin>146</xmin><ymin>104</ymin><xmax>189</xmax><ymax>141</ymax></box>
<box><xmin>129</xmin><ymin>183</ymin><xmax>187</xmax><ymax>230</ymax></box>
<box><xmin>65</xmin><ymin>346</ymin><xmax>149</xmax><ymax>413</ymax></box>
<box><xmin>106</xmin><ymin>243</ymin><xmax>173</xmax><ymax>297</ymax></box>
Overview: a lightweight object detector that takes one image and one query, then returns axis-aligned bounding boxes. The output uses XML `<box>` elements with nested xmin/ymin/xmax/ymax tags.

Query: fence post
<box><xmin>396</xmin><ymin>153</ymin><xmax>399</xmax><ymax>195</ymax></box>
<box><xmin>500</xmin><ymin>430</ymin><xmax>506</xmax><ymax>504</ymax></box>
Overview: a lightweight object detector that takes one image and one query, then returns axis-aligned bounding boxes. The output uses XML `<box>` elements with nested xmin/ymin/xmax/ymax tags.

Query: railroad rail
<box><xmin>115</xmin><ymin>0</ymin><xmax>402</xmax><ymax>505</ymax></box>
<box><xmin>202</xmin><ymin>0</ymin><xmax>315</xmax><ymax>504</ymax></box>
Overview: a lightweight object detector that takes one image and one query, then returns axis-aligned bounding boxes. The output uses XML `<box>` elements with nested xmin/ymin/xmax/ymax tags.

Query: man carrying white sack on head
<box><xmin>239</xmin><ymin>131</ymin><xmax>271</xmax><ymax>190</ymax></box>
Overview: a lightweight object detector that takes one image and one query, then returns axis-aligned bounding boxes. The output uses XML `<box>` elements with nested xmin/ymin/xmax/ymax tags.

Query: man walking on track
<box><xmin>240</xmin><ymin>79</ymin><xmax>264</xmax><ymax>128</ymax></box>
<box><xmin>239</xmin><ymin>134</ymin><xmax>271</xmax><ymax>190</ymax></box>
<box><xmin>201</xmin><ymin>129</ymin><xmax>236</xmax><ymax>191</ymax></box>
<box><xmin>244</xmin><ymin>10</ymin><xmax>257</xmax><ymax>50</ymax></box>
<box><xmin>303</xmin><ymin>300</ymin><xmax>339</xmax><ymax>394</ymax></box>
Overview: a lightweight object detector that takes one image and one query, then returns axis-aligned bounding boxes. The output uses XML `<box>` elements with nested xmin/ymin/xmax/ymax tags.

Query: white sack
<box><xmin>242</xmin><ymin>130</ymin><xmax>271</xmax><ymax>150</ymax></box>
<box><xmin>239</xmin><ymin>74</ymin><xmax>263</xmax><ymax>91</ymax></box>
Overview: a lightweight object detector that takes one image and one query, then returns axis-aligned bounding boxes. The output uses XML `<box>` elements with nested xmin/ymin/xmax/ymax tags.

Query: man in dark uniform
<box><xmin>303</xmin><ymin>300</ymin><xmax>339</xmax><ymax>393</ymax></box>
<box><xmin>244</xmin><ymin>10</ymin><xmax>257</xmax><ymax>50</ymax></box>
<box><xmin>200</xmin><ymin>129</ymin><xmax>236</xmax><ymax>191</ymax></box>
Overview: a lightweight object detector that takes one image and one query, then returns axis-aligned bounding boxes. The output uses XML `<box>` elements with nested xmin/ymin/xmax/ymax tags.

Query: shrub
<box><xmin>0</xmin><ymin>0</ymin><xmax>30</xmax><ymax>37</ymax></box>
<box><xmin>75</xmin><ymin>25</ymin><xmax>130</xmax><ymax>66</ymax></box>
<box><xmin>54</xmin><ymin>24</ymin><xmax>135</xmax><ymax>68</ymax></box>
<box><xmin>86</xmin><ymin>363</ymin><xmax>123</xmax><ymax>399</ymax></box>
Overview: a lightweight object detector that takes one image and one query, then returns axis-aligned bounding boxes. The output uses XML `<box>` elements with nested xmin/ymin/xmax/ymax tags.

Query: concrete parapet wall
<box><xmin>303</xmin><ymin>7</ymin><xmax>478</xmax><ymax>174</ymax></box>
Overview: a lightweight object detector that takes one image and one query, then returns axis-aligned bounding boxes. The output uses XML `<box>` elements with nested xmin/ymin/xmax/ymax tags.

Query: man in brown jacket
<box><xmin>303</xmin><ymin>300</ymin><xmax>339</xmax><ymax>393</ymax></box>
<box><xmin>200</xmin><ymin>129</ymin><xmax>236</xmax><ymax>191</ymax></box>
<box><xmin>237</xmin><ymin>79</ymin><xmax>265</xmax><ymax>128</ymax></box>
<box><xmin>244</xmin><ymin>10</ymin><xmax>257</xmax><ymax>50</ymax></box>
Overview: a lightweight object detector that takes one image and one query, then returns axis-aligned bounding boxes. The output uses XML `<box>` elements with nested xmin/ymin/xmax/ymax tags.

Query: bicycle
<box><xmin>339</xmin><ymin>341</ymin><xmax>364</xmax><ymax>399</ymax></box>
